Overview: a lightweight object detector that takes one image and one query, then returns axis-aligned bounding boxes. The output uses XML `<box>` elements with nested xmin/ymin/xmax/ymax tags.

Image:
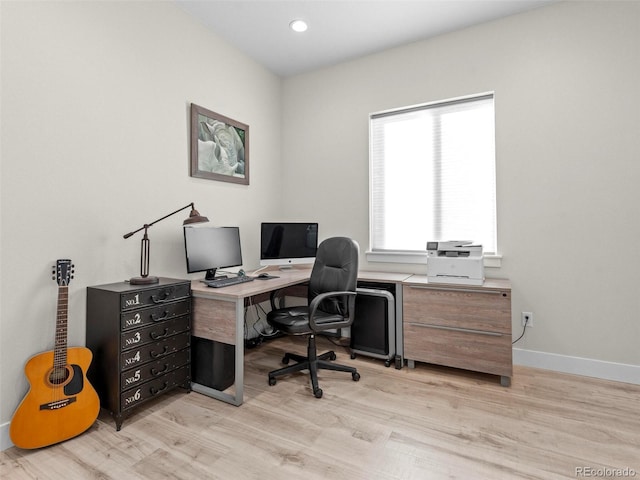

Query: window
<box><xmin>369</xmin><ymin>93</ymin><xmax>497</xmax><ymax>259</ymax></box>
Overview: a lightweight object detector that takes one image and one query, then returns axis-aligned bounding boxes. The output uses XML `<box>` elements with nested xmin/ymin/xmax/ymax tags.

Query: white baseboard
<box><xmin>513</xmin><ymin>348</ymin><xmax>640</xmax><ymax>385</ymax></box>
<box><xmin>1</xmin><ymin>422</ymin><xmax>12</xmax><ymax>452</ymax></box>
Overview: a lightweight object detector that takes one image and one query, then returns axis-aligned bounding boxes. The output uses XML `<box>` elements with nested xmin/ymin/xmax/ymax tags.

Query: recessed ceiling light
<box><xmin>289</xmin><ymin>19</ymin><xmax>308</xmax><ymax>33</ymax></box>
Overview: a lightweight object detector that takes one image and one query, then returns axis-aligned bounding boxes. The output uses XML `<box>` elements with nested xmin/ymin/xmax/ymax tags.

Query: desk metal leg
<box><xmin>394</xmin><ymin>282</ymin><xmax>404</xmax><ymax>369</ymax></box>
<box><xmin>234</xmin><ymin>297</ymin><xmax>244</xmax><ymax>404</ymax></box>
<box><xmin>191</xmin><ymin>383</ymin><xmax>242</xmax><ymax>406</ymax></box>
<box><xmin>190</xmin><ymin>296</ymin><xmax>245</xmax><ymax>406</ymax></box>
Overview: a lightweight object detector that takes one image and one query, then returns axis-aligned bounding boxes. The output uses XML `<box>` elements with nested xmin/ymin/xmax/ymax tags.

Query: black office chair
<box><xmin>267</xmin><ymin>237</ymin><xmax>361</xmax><ymax>398</ymax></box>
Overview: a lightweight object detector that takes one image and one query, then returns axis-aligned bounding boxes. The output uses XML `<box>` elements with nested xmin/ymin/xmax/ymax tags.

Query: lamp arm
<box><xmin>123</xmin><ymin>203</ymin><xmax>195</xmax><ymax>239</ymax></box>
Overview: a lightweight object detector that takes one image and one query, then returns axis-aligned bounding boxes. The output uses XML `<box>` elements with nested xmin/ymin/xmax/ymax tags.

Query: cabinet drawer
<box><xmin>120</xmin><ymin>364</ymin><xmax>190</xmax><ymax>412</ymax></box>
<box><xmin>121</xmin><ymin>300</ymin><xmax>190</xmax><ymax>331</ymax></box>
<box><xmin>120</xmin><ymin>332</ymin><xmax>190</xmax><ymax>371</ymax></box>
<box><xmin>403</xmin><ymin>285</ymin><xmax>511</xmax><ymax>334</ymax></box>
<box><xmin>404</xmin><ymin>322</ymin><xmax>512</xmax><ymax>377</ymax></box>
<box><xmin>120</xmin><ymin>348</ymin><xmax>190</xmax><ymax>390</ymax></box>
<box><xmin>121</xmin><ymin>315</ymin><xmax>190</xmax><ymax>350</ymax></box>
<box><xmin>120</xmin><ymin>283</ymin><xmax>190</xmax><ymax>311</ymax></box>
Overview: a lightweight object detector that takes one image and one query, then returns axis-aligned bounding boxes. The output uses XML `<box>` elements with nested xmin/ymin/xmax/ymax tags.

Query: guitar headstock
<box><xmin>52</xmin><ymin>259</ymin><xmax>74</xmax><ymax>286</ymax></box>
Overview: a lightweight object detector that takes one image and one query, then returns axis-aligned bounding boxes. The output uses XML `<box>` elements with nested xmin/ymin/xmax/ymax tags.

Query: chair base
<box><xmin>268</xmin><ymin>334</ymin><xmax>360</xmax><ymax>398</ymax></box>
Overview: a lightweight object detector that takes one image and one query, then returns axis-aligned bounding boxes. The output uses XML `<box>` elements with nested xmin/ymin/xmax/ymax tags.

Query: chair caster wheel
<box><xmin>282</xmin><ymin>355</ymin><xmax>290</xmax><ymax>365</ymax></box>
<box><xmin>314</xmin><ymin>388</ymin><xmax>323</xmax><ymax>398</ymax></box>
<box><xmin>329</xmin><ymin>352</ymin><xmax>337</xmax><ymax>361</ymax></box>
<box><xmin>268</xmin><ymin>376</ymin><xmax>276</xmax><ymax>386</ymax></box>
<box><xmin>350</xmin><ymin>352</ymin><xmax>356</xmax><ymax>359</ymax></box>
<box><xmin>352</xmin><ymin>372</ymin><xmax>361</xmax><ymax>381</ymax></box>
<box><xmin>384</xmin><ymin>360</ymin><xmax>391</xmax><ymax>367</ymax></box>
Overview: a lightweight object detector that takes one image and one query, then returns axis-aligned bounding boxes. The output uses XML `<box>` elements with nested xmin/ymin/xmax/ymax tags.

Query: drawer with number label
<box><xmin>119</xmin><ymin>348</ymin><xmax>190</xmax><ymax>390</ymax></box>
<box><xmin>120</xmin><ymin>315</ymin><xmax>190</xmax><ymax>351</ymax></box>
<box><xmin>120</xmin><ymin>364</ymin><xmax>190</xmax><ymax>412</ymax></box>
<box><xmin>120</xmin><ymin>283</ymin><xmax>190</xmax><ymax>311</ymax></box>
<box><xmin>120</xmin><ymin>331</ymin><xmax>190</xmax><ymax>371</ymax></box>
<box><xmin>120</xmin><ymin>300</ymin><xmax>190</xmax><ymax>331</ymax></box>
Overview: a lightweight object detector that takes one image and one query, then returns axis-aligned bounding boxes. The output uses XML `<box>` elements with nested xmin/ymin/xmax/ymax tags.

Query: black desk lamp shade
<box><xmin>123</xmin><ymin>202</ymin><xmax>209</xmax><ymax>285</ymax></box>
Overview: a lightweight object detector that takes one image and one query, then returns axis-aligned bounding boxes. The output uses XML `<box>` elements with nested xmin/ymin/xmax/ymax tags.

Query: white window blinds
<box><xmin>370</xmin><ymin>93</ymin><xmax>497</xmax><ymax>255</ymax></box>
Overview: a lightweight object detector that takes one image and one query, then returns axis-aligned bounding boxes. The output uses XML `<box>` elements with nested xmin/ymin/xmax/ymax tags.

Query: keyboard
<box><xmin>205</xmin><ymin>276</ymin><xmax>255</xmax><ymax>288</ymax></box>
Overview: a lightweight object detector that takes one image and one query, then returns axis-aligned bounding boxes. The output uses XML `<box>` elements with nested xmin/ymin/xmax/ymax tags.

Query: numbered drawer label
<box><xmin>120</xmin><ymin>301</ymin><xmax>190</xmax><ymax>331</ymax></box>
<box><xmin>120</xmin><ymin>348</ymin><xmax>190</xmax><ymax>390</ymax></box>
<box><xmin>120</xmin><ymin>283</ymin><xmax>190</xmax><ymax>311</ymax></box>
<box><xmin>120</xmin><ymin>332</ymin><xmax>190</xmax><ymax>371</ymax></box>
<box><xmin>120</xmin><ymin>365</ymin><xmax>190</xmax><ymax>411</ymax></box>
<box><xmin>121</xmin><ymin>315</ymin><xmax>190</xmax><ymax>350</ymax></box>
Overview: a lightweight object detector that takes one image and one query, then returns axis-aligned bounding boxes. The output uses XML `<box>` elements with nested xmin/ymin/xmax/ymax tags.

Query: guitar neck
<box><xmin>54</xmin><ymin>285</ymin><xmax>68</xmax><ymax>367</ymax></box>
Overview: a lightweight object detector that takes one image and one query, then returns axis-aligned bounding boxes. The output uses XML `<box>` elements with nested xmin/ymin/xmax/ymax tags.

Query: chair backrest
<box><xmin>308</xmin><ymin>237</ymin><xmax>359</xmax><ymax>316</ymax></box>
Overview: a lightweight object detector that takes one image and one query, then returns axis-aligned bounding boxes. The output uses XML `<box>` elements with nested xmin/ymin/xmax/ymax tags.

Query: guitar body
<box><xmin>10</xmin><ymin>346</ymin><xmax>100</xmax><ymax>449</ymax></box>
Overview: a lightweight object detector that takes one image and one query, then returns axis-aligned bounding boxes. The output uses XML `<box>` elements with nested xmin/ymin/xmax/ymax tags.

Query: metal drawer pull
<box><xmin>152</xmin><ymin>288</ymin><xmax>174</xmax><ymax>303</ymax></box>
<box><xmin>408</xmin><ymin>285</ymin><xmax>507</xmax><ymax>296</ymax></box>
<box><xmin>150</xmin><ymin>364</ymin><xmax>169</xmax><ymax>376</ymax></box>
<box><xmin>149</xmin><ymin>346</ymin><xmax>169</xmax><ymax>358</ymax></box>
<box><xmin>408</xmin><ymin>322</ymin><xmax>502</xmax><ymax>336</ymax></box>
<box><xmin>150</xmin><ymin>328</ymin><xmax>170</xmax><ymax>340</ymax></box>
<box><xmin>151</xmin><ymin>310</ymin><xmax>170</xmax><ymax>322</ymax></box>
<box><xmin>149</xmin><ymin>382</ymin><xmax>169</xmax><ymax>395</ymax></box>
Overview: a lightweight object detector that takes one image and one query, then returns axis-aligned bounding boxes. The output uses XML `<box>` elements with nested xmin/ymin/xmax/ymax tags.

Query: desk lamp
<box><xmin>123</xmin><ymin>202</ymin><xmax>209</xmax><ymax>285</ymax></box>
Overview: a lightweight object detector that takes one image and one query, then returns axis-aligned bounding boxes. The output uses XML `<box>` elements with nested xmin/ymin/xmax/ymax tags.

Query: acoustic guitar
<box><xmin>10</xmin><ymin>259</ymin><xmax>100</xmax><ymax>449</ymax></box>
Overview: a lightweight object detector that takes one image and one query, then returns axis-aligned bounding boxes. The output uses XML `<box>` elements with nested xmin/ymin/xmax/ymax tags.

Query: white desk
<box><xmin>190</xmin><ymin>268</ymin><xmax>312</xmax><ymax>405</ymax></box>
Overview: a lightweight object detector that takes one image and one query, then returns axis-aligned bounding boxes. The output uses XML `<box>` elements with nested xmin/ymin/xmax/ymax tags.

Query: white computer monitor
<box><xmin>259</xmin><ymin>222</ymin><xmax>318</xmax><ymax>268</ymax></box>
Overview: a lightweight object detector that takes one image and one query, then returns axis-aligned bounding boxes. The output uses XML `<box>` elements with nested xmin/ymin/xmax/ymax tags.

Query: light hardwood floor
<box><xmin>2</xmin><ymin>335</ymin><xmax>639</xmax><ymax>479</ymax></box>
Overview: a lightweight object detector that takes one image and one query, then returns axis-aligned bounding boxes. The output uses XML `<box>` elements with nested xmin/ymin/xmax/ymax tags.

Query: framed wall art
<box><xmin>190</xmin><ymin>103</ymin><xmax>249</xmax><ymax>185</ymax></box>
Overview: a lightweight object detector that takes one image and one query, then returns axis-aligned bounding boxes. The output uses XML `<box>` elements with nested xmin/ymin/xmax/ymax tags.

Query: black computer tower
<box><xmin>350</xmin><ymin>283</ymin><xmax>396</xmax><ymax>367</ymax></box>
<box><xmin>191</xmin><ymin>336</ymin><xmax>235</xmax><ymax>391</ymax></box>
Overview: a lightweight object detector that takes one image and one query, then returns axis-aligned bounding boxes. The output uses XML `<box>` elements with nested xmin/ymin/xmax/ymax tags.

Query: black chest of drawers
<box><xmin>86</xmin><ymin>278</ymin><xmax>191</xmax><ymax>430</ymax></box>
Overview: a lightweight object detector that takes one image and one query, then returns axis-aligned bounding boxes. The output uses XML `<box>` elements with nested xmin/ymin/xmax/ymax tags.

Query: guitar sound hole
<box><xmin>49</xmin><ymin>366</ymin><xmax>70</xmax><ymax>385</ymax></box>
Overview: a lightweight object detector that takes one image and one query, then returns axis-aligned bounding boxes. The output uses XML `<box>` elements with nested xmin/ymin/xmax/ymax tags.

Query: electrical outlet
<box><xmin>521</xmin><ymin>311</ymin><xmax>533</xmax><ymax>327</ymax></box>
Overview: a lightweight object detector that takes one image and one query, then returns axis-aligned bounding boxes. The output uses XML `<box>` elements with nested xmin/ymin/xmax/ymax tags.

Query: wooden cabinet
<box><xmin>402</xmin><ymin>277</ymin><xmax>512</xmax><ymax>386</ymax></box>
<box><xmin>86</xmin><ymin>278</ymin><xmax>192</xmax><ymax>430</ymax></box>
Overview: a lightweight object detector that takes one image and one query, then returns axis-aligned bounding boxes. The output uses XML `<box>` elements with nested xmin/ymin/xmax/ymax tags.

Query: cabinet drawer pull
<box><xmin>408</xmin><ymin>285</ymin><xmax>508</xmax><ymax>296</ymax></box>
<box><xmin>149</xmin><ymin>346</ymin><xmax>169</xmax><ymax>358</ymax></box>
<box><xmin>152</xmin><ymin>288</ymin><xmax>174</xmax><ymax>303</ymax></box>
<box><xmin>149</xmin><ymin>382</ymin><xmax>169</xmax><ymax>395</ymax></box>
<box><xmin>408</xmin><ymin>322</ymin><xmax>502</xmax><ymax>336</ymax></box>
<box><xmin>150</xmin><ymin>328</ymin><xmax>170</xmax><ymax>340</ymax></box>
<box><xmin>150</xmin><ymin>364</ymin><xmax>169</xmax><ymax>376</ymax></box>
<box><xmin>151</xmin><ymin>310</ymin><xmax>170</xmax><ymax>322</ymax></box>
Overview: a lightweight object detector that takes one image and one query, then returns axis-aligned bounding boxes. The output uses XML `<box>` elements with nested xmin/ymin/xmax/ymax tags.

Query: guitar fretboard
<box><xmin>53</xmin><ymin>285</ymin><xmax>68</xmax><ymax>369</ymax></box>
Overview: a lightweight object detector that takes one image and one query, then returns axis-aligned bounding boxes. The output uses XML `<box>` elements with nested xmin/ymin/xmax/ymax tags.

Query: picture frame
<box><xmin>190</xmin><ymin>103</ymin><xmax>249</xmax><ymax>185</ymax></box>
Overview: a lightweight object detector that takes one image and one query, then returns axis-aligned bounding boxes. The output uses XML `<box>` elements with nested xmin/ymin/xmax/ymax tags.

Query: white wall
<box><xmin>0</xmin><ymin>1</ymin><xmax>282</xmax><ymax>449</ymax></box>
<box><xmin>281</xmin><ymin>1</ymin><xmax>640</xmax><ymax>369</ymax></box>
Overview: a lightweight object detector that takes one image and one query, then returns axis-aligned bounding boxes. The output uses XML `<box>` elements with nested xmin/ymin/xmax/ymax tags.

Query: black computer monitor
<box><xmin>184</xmin><ymin>226</ymin><xmax>243</xmax><ymax>280</ymax></box>
<box><xmin>260</xmin><ymin>222</ymin><xmax>318</xmax><ymax>268</ymax></box>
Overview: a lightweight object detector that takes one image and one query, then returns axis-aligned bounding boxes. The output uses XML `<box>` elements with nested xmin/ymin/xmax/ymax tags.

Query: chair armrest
<box><xmin>308</xmin><ymin>291</ymin><xmax>357</xmax><ymax>331</ymax></box>
<box><xmin>269</xmin><ymin>289</ymin><xmax>282</xmax><ymax>311</ymax></box>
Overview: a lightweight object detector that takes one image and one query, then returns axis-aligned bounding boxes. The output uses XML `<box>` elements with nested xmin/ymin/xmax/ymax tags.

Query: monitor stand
<box><xmin>205</xmin><ymin>269</ymin><xmax>218</xmax><ymax>281</ymax></box>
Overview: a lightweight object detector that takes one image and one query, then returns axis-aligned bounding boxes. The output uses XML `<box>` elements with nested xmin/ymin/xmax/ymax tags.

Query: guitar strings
<box><xmin>52</xmin><ymin>285</ymin><xmax>69</xmax><ymax>405</ymax></box>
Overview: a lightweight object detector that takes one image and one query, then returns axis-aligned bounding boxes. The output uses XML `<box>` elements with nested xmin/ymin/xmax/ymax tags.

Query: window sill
<box><xmin>365</xmin><ymin>250</ymin><xmax>502</xmax><ymax>268</ymax></box>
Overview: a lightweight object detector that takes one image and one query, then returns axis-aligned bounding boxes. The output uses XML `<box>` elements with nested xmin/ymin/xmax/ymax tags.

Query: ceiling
<box><xmin>176</xmin><ymin>0</ymin><xmax>557</xmax><ymax>77</ymax></box>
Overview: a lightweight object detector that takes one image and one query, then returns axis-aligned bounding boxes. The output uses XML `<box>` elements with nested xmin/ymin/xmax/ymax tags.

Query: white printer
<box><xmin>426</xmin><ymin>241</ymin><xmax>484</xmax><ymax>285</ymax></box>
